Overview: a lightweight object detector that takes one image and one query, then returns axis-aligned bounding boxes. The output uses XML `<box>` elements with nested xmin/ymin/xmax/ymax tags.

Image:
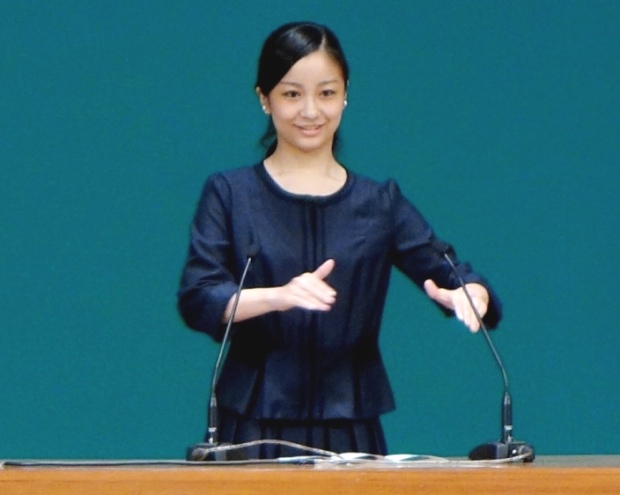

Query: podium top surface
<box><xmin>2</xmin><ymin>456</ymin><xmax>620</xmax><ymax>495</ymax></box>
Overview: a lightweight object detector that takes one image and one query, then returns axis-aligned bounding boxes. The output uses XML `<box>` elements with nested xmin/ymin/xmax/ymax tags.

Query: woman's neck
<box><xmin>264</xmin><ymin>148</ymin><xmax>347</xmax><ymax>196</ymax></box>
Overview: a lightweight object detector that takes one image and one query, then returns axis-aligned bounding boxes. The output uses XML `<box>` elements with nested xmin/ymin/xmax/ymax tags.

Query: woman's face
<box><xmin>258</xmin><ymin>50</ymin><xmax>347</xmax><ymax>155</ymax></box>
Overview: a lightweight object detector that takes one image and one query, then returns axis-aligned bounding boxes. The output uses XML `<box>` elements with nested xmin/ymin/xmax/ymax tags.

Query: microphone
<box><xmin>186</xmin><ymin>243</ymin><xmax>260</xmax><ymax>461</ymax></box>
<box><xmin>429</xmin><ymin>238</ymin><xmax>535</xmax><ymax>462</ymax></box>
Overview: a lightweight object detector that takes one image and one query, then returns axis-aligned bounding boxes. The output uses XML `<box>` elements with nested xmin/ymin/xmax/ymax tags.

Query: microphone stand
<box><xmin>186</xmin><ymin>249</ymin><xmax>257</xmax><ymax>461</ymax></box>
<box><xmin>436</xmin><ymin>242</ymin><xmax>535</xmax><ymax>462</ymax></box>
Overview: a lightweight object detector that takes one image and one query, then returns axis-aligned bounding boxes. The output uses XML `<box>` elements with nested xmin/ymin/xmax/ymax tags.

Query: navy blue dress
<box><xmin>177</xmin><ymin>162</ymin><xmax>501</xmax><ymax>456</ymax></box>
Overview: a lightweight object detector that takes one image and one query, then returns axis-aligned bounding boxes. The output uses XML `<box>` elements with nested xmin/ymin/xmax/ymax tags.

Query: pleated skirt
<box><xmin>216</xmin><ymin>408</ymin><xmax>388</xmax><ymax>459</ymax></box>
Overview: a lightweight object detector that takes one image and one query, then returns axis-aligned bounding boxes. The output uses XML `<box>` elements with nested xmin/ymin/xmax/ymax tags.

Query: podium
<box><xmin>2</xmin><ymin>456</ymin><xmax>619</xmax><ymax>494</ymax></box>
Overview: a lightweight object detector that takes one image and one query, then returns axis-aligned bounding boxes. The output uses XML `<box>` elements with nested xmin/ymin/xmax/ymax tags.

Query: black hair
<box><xmin>255</xmin><ymin>22</ymin><xmax>349</xmax><ymax>157</ymax></box>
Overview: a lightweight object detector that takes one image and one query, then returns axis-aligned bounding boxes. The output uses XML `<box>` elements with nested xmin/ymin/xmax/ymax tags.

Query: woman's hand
<box><xmin>276</xmin><ymin>259</ymin><xmax>337</xmax><ymax>312</ymax></box>
<box><xmin>223</xmin><ymin>259</ymin><xmax>337</xmax><ymax>323</ymax></box>
<box><xmin>423</xmin><ymin>280</ymin><xmax>489</xmax><ymax>332</ymax></box>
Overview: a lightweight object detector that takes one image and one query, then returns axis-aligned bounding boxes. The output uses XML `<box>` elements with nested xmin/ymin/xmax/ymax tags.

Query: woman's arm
<box><xmin>222</xmin><ymin>259</ymin><xmax>337</xmax><ymax>322</ymax></box>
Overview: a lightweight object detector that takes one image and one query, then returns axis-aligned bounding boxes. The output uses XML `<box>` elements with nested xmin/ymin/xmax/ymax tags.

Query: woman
<box><xmin>177</xmin><ymin>21</ymin><xmax>501</xmax><ymax>458</ymax></box>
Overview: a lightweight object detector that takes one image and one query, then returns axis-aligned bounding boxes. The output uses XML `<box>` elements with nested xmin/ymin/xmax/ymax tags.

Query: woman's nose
<box><xmin>300</xmin><ymin>96</ymin><xmax>319</xmax><ymax>119</ymax></box>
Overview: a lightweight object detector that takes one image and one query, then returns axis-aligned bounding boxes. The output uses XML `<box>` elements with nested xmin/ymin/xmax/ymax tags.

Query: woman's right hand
<box><xmin>276</xmin><ymin>259</ymin><xmax>337</xmax><ymax>312</ymax></box>
<box><xmin>223</xmin><ymin>259</ymin><xmax>337</xmax><ymax>323</ymax></box>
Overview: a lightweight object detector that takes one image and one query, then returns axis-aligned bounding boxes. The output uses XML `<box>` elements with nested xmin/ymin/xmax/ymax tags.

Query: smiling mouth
<box><xmin>296</xmin><ymin>124</ymin><xmax>323</xmax><ymax>134</ymax></box>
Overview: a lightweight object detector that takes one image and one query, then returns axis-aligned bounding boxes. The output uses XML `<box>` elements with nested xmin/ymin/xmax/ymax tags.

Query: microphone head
<box><xmin>246</xmin><ymin>243</ymin><xmax>260</xmax><ymax>259</ymax></box>
<box><xmin>429</xmin><ymin>237</ymin><xmax>452</xmax><ymax>256</ymax></box>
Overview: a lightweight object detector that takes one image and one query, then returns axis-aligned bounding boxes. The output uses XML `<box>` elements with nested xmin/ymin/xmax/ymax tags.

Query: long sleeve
<box><xmin>387</xmin><ymin>179</ymin><xmax>502</xmax><ymax>328</ymax></box>
<box><xmin>177</xmin><ymin>174</ymin><xmax>240</xmax><ymax>341</ymax></box>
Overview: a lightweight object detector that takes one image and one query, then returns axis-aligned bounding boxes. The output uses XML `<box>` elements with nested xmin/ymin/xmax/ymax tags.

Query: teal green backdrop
<box><xmin>1</xmin><ymin>1</ymin><xmax>618</xmax><ymax>459</ymax></box>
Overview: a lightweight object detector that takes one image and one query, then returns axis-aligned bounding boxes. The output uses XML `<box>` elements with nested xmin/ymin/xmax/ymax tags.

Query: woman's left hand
<box><xmin>423</xmin><ymin>280</ymin><xmax>489</xmax><ymax>333</ymax></box>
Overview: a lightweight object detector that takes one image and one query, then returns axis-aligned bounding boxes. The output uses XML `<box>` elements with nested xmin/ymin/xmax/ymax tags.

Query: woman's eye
<box><xmin>321</xmin><ymin>89</ymin><xmax>336</xmax><ymax>97</ymax></box>
<box><xmin>283</xmin><ymin>91</ymin><xmax>300</xmax><ymax>98</ymax></box>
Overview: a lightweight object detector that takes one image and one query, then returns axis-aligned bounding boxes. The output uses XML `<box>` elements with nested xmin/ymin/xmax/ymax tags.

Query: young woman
<box><xmin>177</xmin><ymin>21</ymin><xmax>501</xmax><ymax>458</ymax></box>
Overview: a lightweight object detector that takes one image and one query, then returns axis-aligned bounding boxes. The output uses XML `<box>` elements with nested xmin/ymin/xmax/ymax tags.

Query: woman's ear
<box><xmin>256</xmin><ymin>87</ymin><xmax>270</xmax><ymax>115</ymax></box>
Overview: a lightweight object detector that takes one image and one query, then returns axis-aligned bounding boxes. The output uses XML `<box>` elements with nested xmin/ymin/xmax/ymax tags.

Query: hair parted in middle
<box><xmin>255</xmin><ymin>22</ymin><xmax>350</xmax><ymax>156</ymax></box>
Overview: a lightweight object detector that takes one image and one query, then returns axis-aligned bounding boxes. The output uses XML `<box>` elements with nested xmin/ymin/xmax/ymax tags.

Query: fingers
<box><xmin>461</xmin><ymin>284</ymin><xmax>489</xmax><ymax>332</ymax></box>
<box><xmin>424</xmin><ymin>280</ymin><xmax>488</xmax><ymax>333</ymax></box>
<box><xmin>424</xmin><ymin>279</ymin><xmax>442</xmax><ymax>303</ymax></box>
<box><xmin>453</xmin><ymin>296</ymin><xmax>483</xmax><ymax>332</ymax></box>
<box><xmin>423</xmin><ymin>279</ymin><xmax>438</xmax><ymax>299</ymax></box>
<box><xmin>313</xmin><ymin>258</ymin><xmax>335</xmax><ymax>280</ymax></box>
<box><xmin>423</xmin><ymin>279</ymin><xmax>453</xmax><ymax>310</ymax></box>
<box><xmin>285</xmin><ymin>260</ymin><xmax>337</xmax><ymax>312</ymax></box>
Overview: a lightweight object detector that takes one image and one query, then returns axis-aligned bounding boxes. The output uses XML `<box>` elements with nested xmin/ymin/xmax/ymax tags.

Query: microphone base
<box><xmin>468</xmin><ymin>440</ymin><xmax>535</xmax><ymax>462</ymax></box>
<box><xmin>186</xmin><ymin>442</ymin><xmax>251</xmax><ymax>462</ymax></box>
